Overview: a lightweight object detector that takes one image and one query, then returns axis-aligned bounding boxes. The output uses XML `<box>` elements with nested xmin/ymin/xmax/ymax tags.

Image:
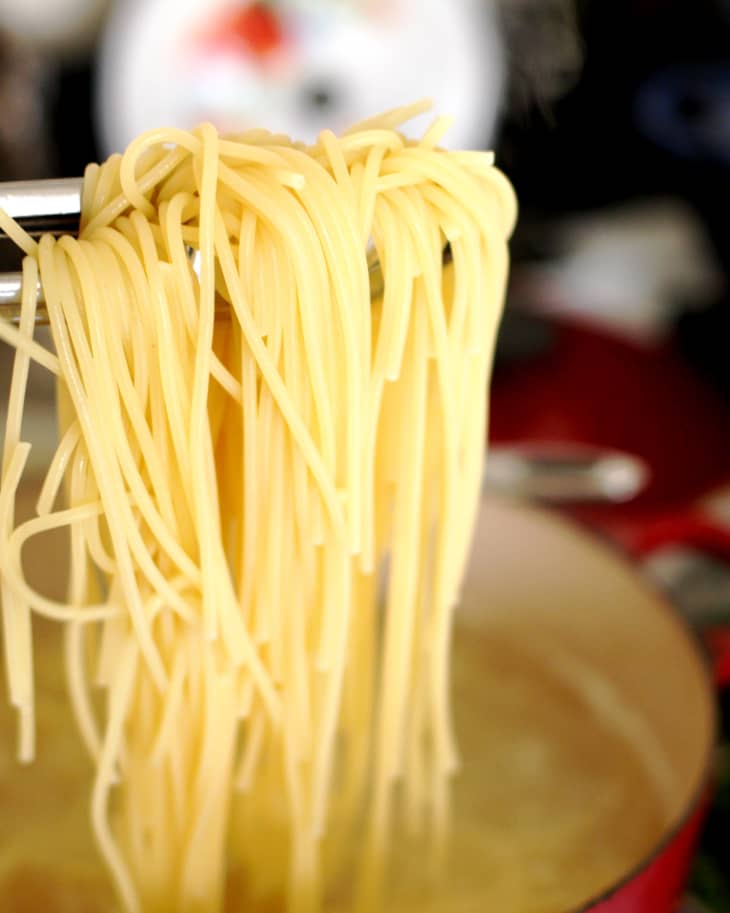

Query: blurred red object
<box><xmin>202</xmin><ymin>3</ymin><xmax>285</xmax><ymax>59</ymax></box>
<box><xmin>490</xmin><ymin>316</ymin><xmax>730</xmax><ymax>549</ymax></box>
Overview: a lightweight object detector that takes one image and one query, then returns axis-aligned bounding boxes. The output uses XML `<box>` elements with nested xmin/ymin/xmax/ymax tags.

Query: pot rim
<box><xmin>564</xmin><ymin>526</ymin><xmax>720</xmax><ymax>913</ymax></box>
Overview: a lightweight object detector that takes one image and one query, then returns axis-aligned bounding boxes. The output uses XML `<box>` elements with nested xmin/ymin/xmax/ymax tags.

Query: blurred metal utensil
<box><xmin>484</xmin><ymin>446</ymin><xmax>649</xmax><ymax>504</ymax></box>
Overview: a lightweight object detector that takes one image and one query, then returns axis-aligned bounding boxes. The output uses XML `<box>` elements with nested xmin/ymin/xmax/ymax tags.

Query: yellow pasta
<box><xmin>0</xmin><ymin>105</ymin><xmax>515</xmax><ymax>913</ymax></box>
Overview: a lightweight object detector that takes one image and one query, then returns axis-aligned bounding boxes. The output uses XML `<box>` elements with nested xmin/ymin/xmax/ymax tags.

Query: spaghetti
<box><xmin>0</xmin><ymin>103</ymin><xmax>515</xmax><ymax>913</ymax></box>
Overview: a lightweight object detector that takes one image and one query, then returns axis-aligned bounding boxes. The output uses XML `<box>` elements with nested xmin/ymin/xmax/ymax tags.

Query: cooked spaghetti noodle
<box><xmin>0</xmin><ymin>103</ymin><xmax>515</xmax><ymax>913</ymax></box>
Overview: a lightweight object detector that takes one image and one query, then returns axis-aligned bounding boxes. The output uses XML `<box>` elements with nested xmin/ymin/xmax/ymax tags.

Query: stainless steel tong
<box><xmin>0</xmin><ymin>178</ymin><xmax>83</xmax><ymax>320</ymax></box>
<box><xmin>0</xmin><ymin>176</ymin><xmax>399</xmax><ymax>323</ymax></box>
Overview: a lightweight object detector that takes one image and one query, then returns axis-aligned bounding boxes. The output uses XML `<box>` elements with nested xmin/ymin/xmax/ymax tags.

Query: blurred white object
<box><xmin>97</xmin><ymin>0</ymin><xmax>505</xmax><ymax>155</ymax></box>
<box><xmin>515</xmin><ymin>198</ymin><xmax>725</xmax><ymax>342</ymax></box>
<box><xmin>0</xmin><ymin>0</ymin><xmax>109</xmax><ymax>53</ymax></box>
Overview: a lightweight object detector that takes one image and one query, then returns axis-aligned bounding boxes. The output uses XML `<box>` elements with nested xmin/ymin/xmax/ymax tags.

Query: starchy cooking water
<box><xmin>0</xmin><ymin>613</ymin><xmax>668</xmax><ymax>913</ymax></box>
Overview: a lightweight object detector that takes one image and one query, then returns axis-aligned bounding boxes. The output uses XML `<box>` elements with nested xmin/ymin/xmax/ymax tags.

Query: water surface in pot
<box><xmin>0</xmin><ymin>498</ymin><xmax>713</xmax><ymax>913</ymax></box>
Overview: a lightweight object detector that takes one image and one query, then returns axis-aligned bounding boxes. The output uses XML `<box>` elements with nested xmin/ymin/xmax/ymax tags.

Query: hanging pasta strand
<box><xmin>0</xmin><ymin>105</ymin><xmax>515</xmax><ymax>913</ymax></box>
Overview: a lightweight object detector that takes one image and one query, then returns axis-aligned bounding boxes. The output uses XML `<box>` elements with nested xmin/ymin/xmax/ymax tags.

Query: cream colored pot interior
<box><xmin>460</xmin><ymin>498</ymin><xmax>715</xmax><ymax>827</ymax></box>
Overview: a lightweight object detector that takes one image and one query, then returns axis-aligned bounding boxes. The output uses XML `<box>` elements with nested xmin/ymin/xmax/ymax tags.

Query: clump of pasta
<box><xmin>0</xmin><ymin>102</ymin><xmax>515</xmax><ymax>913</ymax></box>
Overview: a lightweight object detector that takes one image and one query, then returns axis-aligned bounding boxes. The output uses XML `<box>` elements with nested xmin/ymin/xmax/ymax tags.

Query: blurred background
<box><xmin>0</xmin><ymin>0</ymin><xmax>729</xmax><ymax>908</ymax></box>
<box><xmin>2</xmin><ymin>0</ymin><xmax>730</xmax><ymax>538</ymax></box>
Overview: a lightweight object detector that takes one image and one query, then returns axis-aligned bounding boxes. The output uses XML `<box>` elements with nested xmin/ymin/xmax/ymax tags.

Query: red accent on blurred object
<box><xmin>203</xmin><ymin>3</ymin><xmax>284</xmax><ymax>59</ymax></box>
<box><xmin>585</xmin><ymin>795</ymin><xmax>709</xmax><ymax>913</ymax></box>
<box><xmin>705</xmin><ymin>627</ymin><xmax>730</xmax><ymax>689</ymax></box>
<box><xmin>490</xmin><ymin>317</ymin><xmax>730</xmax><ymax>550</ymax></box>
<box><xmin>632</xmin><ymin>513</ymin><xmax>730</xmax><ymax>561</ymax></box>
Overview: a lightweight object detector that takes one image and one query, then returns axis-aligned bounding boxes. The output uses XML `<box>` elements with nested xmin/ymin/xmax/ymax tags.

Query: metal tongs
<box><xmin>0</xmin><ymin>176</ymin><xmax>647</xmax><ymax>506</ymax></box>
<box><xmin>0</xmin><ymin>176</ymin><xmax>397</xmax><ymax>324</ymax></box>
<box><xmin>0</xmin><ymin>178</ymin><xmax>83</xmax><ymax>321</ymax></box>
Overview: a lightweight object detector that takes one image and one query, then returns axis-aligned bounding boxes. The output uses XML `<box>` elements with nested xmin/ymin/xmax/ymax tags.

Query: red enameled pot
<box><xmin>468</xmin><ymin>499</ymin><xmax>718</xmax><ymax>913</ymax></box>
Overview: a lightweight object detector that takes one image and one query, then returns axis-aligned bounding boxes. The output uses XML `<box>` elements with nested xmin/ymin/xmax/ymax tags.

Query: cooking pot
<box><xmin>0</xmin><ymin>492</ymin><xmax>719</xmax><ymax>912</ymax></box>
<box><xmin>457</xmin><ymin>498</ymin><xmax>717</xmax><ymax>913</ymax></box>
